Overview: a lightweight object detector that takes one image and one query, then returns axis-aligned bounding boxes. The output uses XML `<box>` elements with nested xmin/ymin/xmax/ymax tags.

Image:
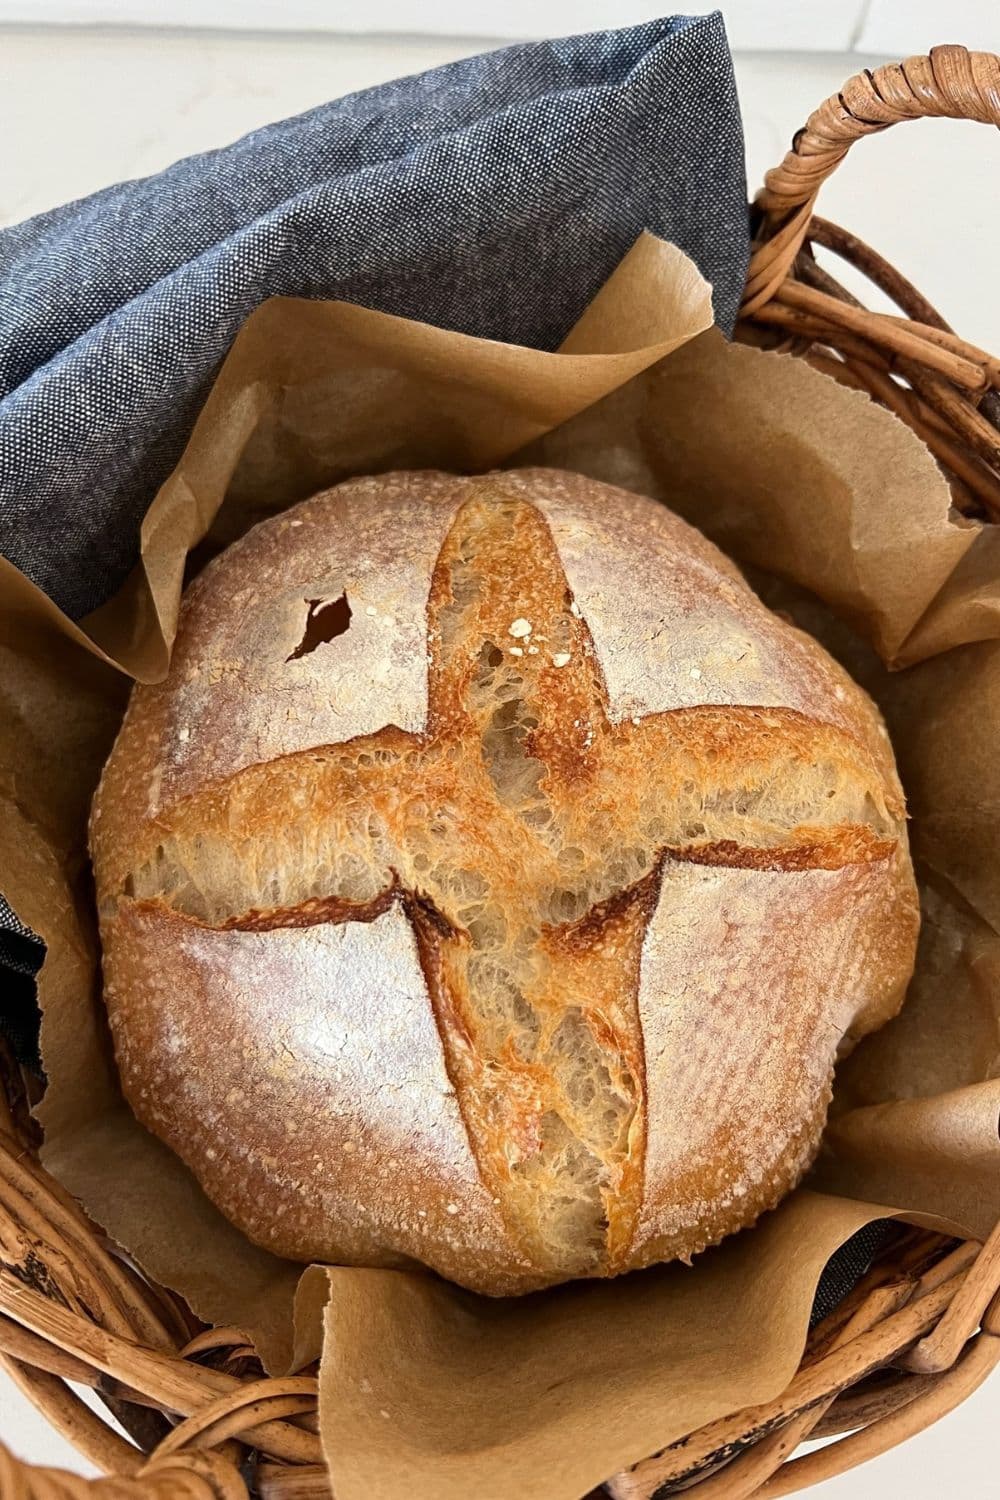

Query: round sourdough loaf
<box><xmin>90</xmin><ymin>468</ymin><xmax>919</xmax><ymax>1295</ymax></box>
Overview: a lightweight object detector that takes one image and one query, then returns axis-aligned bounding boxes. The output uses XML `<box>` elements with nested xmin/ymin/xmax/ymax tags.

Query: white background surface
<box><xmin>0</xmin><ymin>7</ymin><xmax>997</xmax><ymax>1495</ymax></box>
<box><xmin>3</xmin><ymin>0</ymin><xmax>1000</xmax><ymax>54</ymax></box>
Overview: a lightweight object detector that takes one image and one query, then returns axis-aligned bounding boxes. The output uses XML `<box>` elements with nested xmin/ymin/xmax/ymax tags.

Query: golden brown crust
<box><xmin>669</xmin><ymin>827</ymin><xmax>896</xmax><ymax>872</ymax></box>
<box><xmin>102</xmin><ymin>900</ymin><xmax>538</xmax><ymax>1293</ymax></box>
<box><xmin>628</xmin><ymin>852</ymin><xmax>912</xmax><ymax>1273</ymax></box>
<box><xmin>90</xmin><ymin>469</ymin><xmax>919</xmax><ymax>1294</ymax></box>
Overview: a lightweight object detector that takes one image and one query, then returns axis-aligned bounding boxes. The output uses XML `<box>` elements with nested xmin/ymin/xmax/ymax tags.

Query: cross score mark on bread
<box><xmin>116</xmin><ymin>488</ymin><xmax>903</xmax><ymax>1280</ymax></box>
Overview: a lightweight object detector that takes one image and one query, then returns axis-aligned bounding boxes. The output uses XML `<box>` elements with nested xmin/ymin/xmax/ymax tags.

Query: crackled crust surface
<box><xmin>91</xmin><ymin>469</ymin><xmax>919</xmax><ymax>1294</ymax></box>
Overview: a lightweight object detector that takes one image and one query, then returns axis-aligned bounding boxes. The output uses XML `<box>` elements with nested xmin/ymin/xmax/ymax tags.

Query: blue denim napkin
<box><xmin>0</xmin><ymin>13</ymin><xmax>749</xmax><ymax>621</ymax></box>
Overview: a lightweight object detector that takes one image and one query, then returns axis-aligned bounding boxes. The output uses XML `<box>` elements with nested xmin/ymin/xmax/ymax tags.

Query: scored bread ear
<box><xmin>427</xmin><ymin>485</ymin><xmax>613</xmax><ymax>803</ymax></box>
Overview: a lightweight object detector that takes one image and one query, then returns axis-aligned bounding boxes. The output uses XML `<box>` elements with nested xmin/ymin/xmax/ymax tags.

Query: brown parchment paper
<box><xmin>1</xmin><ymin>234</ymin><xmax>998</xmax><ymax>1498</ymax></box>
<box><xmin>522</xmin><ymin>328</ymin><xmax>979</xmax><ymax>666</ymax></box>
<box><xmin>310</xmin><ymin>1196</ymin><xmax>965</xmax><ymax>1500</ymax></box>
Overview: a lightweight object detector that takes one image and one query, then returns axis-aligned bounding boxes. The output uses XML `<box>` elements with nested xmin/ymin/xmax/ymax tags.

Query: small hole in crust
<box><xmin>286</xmin><ymin>594</ymin><xmax>352</xmax><ymax>662</ymax></box>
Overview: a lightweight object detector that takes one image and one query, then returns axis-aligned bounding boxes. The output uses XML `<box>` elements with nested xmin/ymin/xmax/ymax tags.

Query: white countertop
<box><xmin>0</xmin><ymin>21</ymin><xmax>997</xmax><ymax>1498</ymax></box>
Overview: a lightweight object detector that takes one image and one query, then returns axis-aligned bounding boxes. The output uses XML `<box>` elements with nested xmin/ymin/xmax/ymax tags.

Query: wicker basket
<box><xmin>2</xmin><ymin>44</ymin><xmax>999</xmax><ymax>1500</ymax></box>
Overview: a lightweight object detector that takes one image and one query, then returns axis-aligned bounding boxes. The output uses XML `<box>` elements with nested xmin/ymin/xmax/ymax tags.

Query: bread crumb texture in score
<box><xmin>90</xmin><ymin>470</ymin><xmax>920</xmax><ymax>1295</ymax></box>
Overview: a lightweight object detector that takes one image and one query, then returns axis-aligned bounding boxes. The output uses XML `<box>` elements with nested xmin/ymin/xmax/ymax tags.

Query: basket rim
<box><xmin>3</xmin><ymin>40</ymin><xmax>1000</xmax><ymax>1500</ymax></box>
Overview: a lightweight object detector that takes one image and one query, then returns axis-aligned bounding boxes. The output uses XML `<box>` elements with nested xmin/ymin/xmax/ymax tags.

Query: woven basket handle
<box><xmin>744</xmin><ymin>45</ymin><xmax>1000</xmax><ymax>315</ymax></box>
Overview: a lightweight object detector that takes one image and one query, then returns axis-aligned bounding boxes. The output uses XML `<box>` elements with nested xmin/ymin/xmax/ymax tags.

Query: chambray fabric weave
<box><xmin>0</xmin><ymin>12</ymin><xmax>749</xmax><ymax>620</ymax></box>
<box><xmin>809</xmin><ymin>1220</ymin><xmax>892</xmax><ymax>1326</ymax></box>
<box><xmin>0</xmin><ymin>896</ymin><xmax>43</xmax><ymax>1070</ymax></box>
